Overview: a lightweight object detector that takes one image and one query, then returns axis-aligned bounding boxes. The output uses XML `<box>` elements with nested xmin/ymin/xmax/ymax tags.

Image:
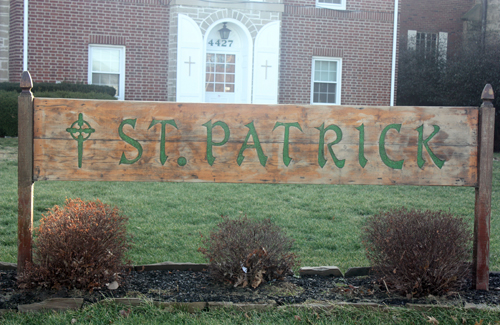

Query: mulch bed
<box><xmin>2</xmin><ymin>269</ymin><xmax>500</xmax><ymax>310</ymax></box>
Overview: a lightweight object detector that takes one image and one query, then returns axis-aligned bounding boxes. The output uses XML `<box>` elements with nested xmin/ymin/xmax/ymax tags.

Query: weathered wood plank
<box><xmin>473</xmin><ymin>84</ymin><xmax>495</xmax><ymax>290</ymax></box>
<box><xmin>17</xmin><ymin>71</ymin><xmax>34</xmax><ymax>272</ymax></box>
<box><xmin>33</xmin><ymin>139</ymin><xmax>477</xmax><ymax>185</ymax></box>
<box><xmin>33</xmin><ymin>99</ymin><xmax>479</xmax><ymax>186</ymax></box>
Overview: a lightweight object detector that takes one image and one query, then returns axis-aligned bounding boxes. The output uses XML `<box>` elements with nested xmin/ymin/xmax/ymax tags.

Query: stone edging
<box><xmin>1</xmin><ymin>261</ymin><xmax>371</xmax><ymax>276</ymax></box>
<box><xmin>131</xmin><ymin>263</ymin><xmax>372</xmax><ymax>277</ymax></box>
<box><xmin>17</xmin><ymin>298</ymin><xmax>84</xmax><ymax>313</ymax></box>
<box><xmin>0</xmin><ymin>262</ymin><xmax>16</xmax><ymax>270</ymax></box>
<box><xmin>132</xmin><ymin>262</ymin><xmax>208</xmax><ymax>272</ymax></box>
<box><xmin>5</xmin><ymin>298</ymin><xmax>499</xmax><ymax>314</ymax></box>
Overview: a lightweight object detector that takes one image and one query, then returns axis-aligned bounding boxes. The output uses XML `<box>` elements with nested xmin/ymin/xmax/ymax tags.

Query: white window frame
<box><xmin>88</xmin><ymin>45</ymin><xmax>126</xmax><ymax>100</ymax></box>
<box><xmin>311</xmin><ymin>57</ymin><xmax>342</xmax><ymax>105</ymax></box>
<box><xmin>316</xmin><ymin>0</ymin><xmax>346</xmax><ymax>11</ymax></box>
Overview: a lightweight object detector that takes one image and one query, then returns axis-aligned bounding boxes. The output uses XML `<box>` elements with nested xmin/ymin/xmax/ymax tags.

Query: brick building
<box><xmin>5</xmin><ymin>0</ymin><xmax>400</xmax><ymax>105</ymax></box>
<box><xmin>0</xmin><ymin>0</ymin><xmax>8</xmax><ymax>81</ymax></box>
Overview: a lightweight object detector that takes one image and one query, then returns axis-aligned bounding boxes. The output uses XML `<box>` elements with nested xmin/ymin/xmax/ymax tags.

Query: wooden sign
<box><xmin>18</xmin><ymin>71</ymin><xmax>495</xmax><ymax>291</ymax></box>
<box><xmin>33</xmin><ymin>99</ymin><xmax>479</xmax><ymax>186</ymax></box>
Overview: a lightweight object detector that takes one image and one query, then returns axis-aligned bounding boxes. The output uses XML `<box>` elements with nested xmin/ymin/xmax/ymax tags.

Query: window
<box><xmin>407</xmin><ymin>30</ymin><xmax>448</xmax><ymax>60</ymax></box>
<box><xmin>311</xmin><ymin>57</ymin><xmax>342</xmax><ymax>105</ymax></box>
<box><xmin>415</xmin><ymin>32</ymin><xmax>437</xmax><ymax>58</ymax></box>
<box><xmin>316</xmin><ymin>0</ymin><xmax>346</xmax><ymax>10</ymax></box>
<box><xmin>205</xmin><ymin>53</ymin><xmax>235</xmax><ymax>93</ymax></box>
<box><xmin>88</xmin><ymin>45</ymin><xmax>125</xmax><ymax>100</ymax></box>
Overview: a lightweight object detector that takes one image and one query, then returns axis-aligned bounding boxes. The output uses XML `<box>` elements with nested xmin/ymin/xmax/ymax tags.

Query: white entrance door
<box><xmin>205</xmin><ymin>53</ymin><xmax>236</xmax><ymax>103</ymax></box>
<box><xmin>204</xmin><ymin>21</ymin><xmax>250</xmax><ymax>103</ymax></box>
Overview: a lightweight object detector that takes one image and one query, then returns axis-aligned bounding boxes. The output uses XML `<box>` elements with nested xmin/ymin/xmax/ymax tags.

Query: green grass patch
<box><xmin>1</xmin><ymin>302</ymin><xmax>500</xmax><ymax>324</ymax></box>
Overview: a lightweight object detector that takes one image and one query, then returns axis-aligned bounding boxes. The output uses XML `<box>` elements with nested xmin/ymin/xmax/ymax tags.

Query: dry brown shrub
<box><xmin>362</xmin><ymin>207</ymin><xmax>471</xmax><ymax>297</ymax></box>
<box><xmin>199</xmin><ymin>216</ymin><xmax>299</xmax><ymax>288</ymax></box>
<box><xmin>18</xmin><ymin>198</ymin><xmax>132</xmax><ymax>291</ymax></box>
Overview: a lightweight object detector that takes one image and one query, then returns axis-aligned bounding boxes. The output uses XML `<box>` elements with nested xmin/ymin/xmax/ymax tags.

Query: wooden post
<box><xmin>473</xmin><ymin>84</ymin><xmax>495</xmax><ymax>290</ymax></box>
<box><xmin>18</xmin><ymin>71</ymin><xmax>34</xmax><ymax>273</ymax></box>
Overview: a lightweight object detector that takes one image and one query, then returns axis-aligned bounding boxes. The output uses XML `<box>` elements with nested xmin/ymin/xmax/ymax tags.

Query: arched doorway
<box><xmin>203</xmin><ymin>20</ymin><xmax>252</xmax><ymax>104</ymax></box>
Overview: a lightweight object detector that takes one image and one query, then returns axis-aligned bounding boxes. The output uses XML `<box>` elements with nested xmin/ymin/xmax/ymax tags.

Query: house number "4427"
<box><xmin>208</xmin><ymin>39</ymin><xmax>233</xmax><ymax>47</ymax></box>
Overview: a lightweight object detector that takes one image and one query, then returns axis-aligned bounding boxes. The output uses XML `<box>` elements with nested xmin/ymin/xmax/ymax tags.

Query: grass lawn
<box><xmin>1</xmin><ymin>137</ymin><xmax>499</xmax><ymax>323</ymax></box>
<box><xmin>2</xmin><ymin>301</ymin><xmax>500</xmax><ymax>325</ymax></box>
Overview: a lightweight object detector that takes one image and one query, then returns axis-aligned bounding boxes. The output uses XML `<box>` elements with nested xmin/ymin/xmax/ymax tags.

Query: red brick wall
<box><xmin>399</xmin><ymin>0</ymin><xmax>475</xmax><ymax>51</ymax></box>
<box><xmin>10</xmin><ymin>0</ymin><xmax>169</xmax><ymax>101</ymax></box>
<box><xmin>10</xmin><ymin>0</ymin><xmax>398</xmax><ymax>105</ymax></box>
<box><xmin>279</xmin><ymin>0</ymin><xmax>399</xmax><ymax>105</ymax></box>
<box><xmin>9</xmin><ymin>0</ymin><xmax>23</xmax><ymax>82</ymax></box>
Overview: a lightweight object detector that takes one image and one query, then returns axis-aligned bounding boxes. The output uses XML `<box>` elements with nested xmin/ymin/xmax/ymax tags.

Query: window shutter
<box><xmin>176</xmin><ymin>14</ymin><xmax>203</xmax><ymax>103</ymax></box>
<box><xmin>438</xmin><ymin>32</ymin><xmax>448</xmax><ymax>60</ymax></box>
<box><xmin>407</xmin><ymin>30</ymin><xmax>417</xmax><ymax>50</ymax></box>
<box><xmin>252</xmin><ymin>21</ymin><xmax>280</xmax><ymax>104</ymax></box>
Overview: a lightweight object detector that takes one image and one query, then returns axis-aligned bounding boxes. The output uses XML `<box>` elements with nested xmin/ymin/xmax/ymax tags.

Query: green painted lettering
<box><xmin>203</xmin><ymin>120</ymin><xmax>230</xmax><ymax>166</ymax></box>
<box><xmin>316</xmin><ymin>123</ymin><xmax>345</xmax><ymax>168</ymax></box>
<box><xmin>237</xmin><ymin>121</ymin><xmax>268</xmax><ymax>167</ymax></box>
<box><xmin>177</xmin><ymin>157</ymin><xmax>187</xmax><ymax>166</ymax></box>
<box><xmin>379</xmin><ymin>124</ymin><xmax>404</xmax><ymax>169</ymax></box>
<box><xmin>118</xmin><ymin>119</ymin><xmax>143</xmax><ymax>165</ymax></box>
<box><xmin>356</xmin><ymin>124</ymin><xmax>368</xmax><ymax>168</ymax></box>
<box><xmin>148</xmin><ymin>119</ymin><xmax>178</xmax><ymax>165</ymax></box>
<box><xmin>66</xmin><ymin>113</ymin><xmax>95</xmax><ymax>168</ymax></box>
<box><xmin>416</xmin><ymin>125</ymin><xmax>445</xmax><ymax>169</ymax></box>
<box><xmin>273</xmin><ymin>122</ymin><xmax>303</xmax><ymax>166</ymax></box>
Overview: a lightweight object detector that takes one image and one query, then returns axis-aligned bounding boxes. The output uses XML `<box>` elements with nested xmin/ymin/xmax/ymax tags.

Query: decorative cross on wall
<box><xmin>261</xmin><ymin>60</ymin><xmax>272</xmax><ymax>80</ymax></box>
<box><xmin>185</xmin><ymin>56</ymin><xmax>195</xmax><ymax>76</ymax></box>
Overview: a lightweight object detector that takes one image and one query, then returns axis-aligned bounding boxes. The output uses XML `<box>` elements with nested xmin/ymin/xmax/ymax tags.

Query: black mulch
<box><xmin>1</xmin><ymin>269</ymin><xmax>500</xmax><ymax>310</ymax></box>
